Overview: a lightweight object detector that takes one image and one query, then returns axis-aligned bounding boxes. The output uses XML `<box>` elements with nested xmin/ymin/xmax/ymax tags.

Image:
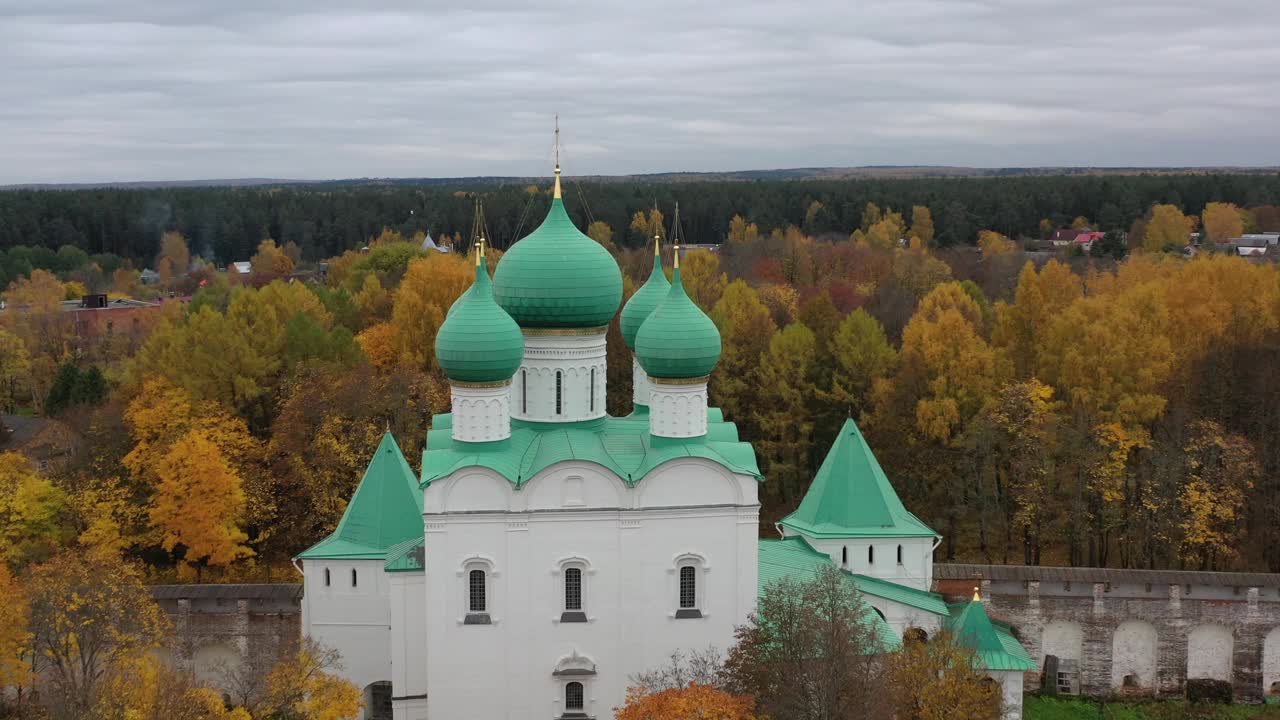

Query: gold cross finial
<box><xmin>654</xmin><ymin>232</ymin><xmax>661</xmax><ymax>257</ymax></box>
<box><xmin>673</xmin><ymin>241</ymin><xmax>681</xmax><ymax>270</ymax></box>
<box><xmin>553</xmin><ymin>115</ymin><xmax>562</xmax><ymax>199</ymax></box>
<box><xmin>973</xmin><ymin>585</ymin><xmax>981</xmax><ymax>602</ymax></box>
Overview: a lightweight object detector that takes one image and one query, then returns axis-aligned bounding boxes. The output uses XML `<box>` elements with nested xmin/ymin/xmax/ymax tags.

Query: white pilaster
<box><xmin>450</xmin><ymin>382</ymin><xmax>512</xmax><ymax>443</ymax></box>
<box><xmin>512</xmin><ymin>329</ymin><xmax>607</xmax><ymax>423</ymax></box>
<box><xmin>648</xmin><ymin>377</ymin><xmax>708</xmax><ymax>438</ymax></box>
<box><xmin>632</xmin><ymin>355</ymin><xmax>651</xmax><ymax>409</ymax></box>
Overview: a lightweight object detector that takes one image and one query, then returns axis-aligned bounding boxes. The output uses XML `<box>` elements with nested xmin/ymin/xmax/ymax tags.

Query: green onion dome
<box><xmin>492</xmin><ymin>196</ymin><xmax>623</xmax><ymax>328</ymax></box>
<box><xmin>634</xmin><ymin>263</ymin><xmax>722</xmax><ymax>379</ymax></box>
<box><xmin>620</xmin><ymin>242</ymin><xmax>670</xmax><ymax>349</ymax></box>
<box><xmin>435</xmin><ymin>256</ymin><xmax>525</xmax><ymax>383</ymax></box>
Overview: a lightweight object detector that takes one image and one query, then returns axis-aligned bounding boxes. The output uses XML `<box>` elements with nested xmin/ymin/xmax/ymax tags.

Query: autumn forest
<box><xmin>2</xmin><ymin>172</ymin><xmax>1280</xmax><ymax>590</ymax></box>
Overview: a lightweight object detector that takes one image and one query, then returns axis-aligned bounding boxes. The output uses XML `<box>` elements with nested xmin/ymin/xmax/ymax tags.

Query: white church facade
<box><xmin>296</xmin><ymin>162</ymin><xmax>1034</xmax><ymax>720</ymax></box>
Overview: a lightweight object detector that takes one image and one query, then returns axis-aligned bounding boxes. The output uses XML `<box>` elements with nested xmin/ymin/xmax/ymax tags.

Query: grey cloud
<box><xmin>1</xmin><ymin>0</ymin><xmax>1278</xmax><ymax>183</ymax></box>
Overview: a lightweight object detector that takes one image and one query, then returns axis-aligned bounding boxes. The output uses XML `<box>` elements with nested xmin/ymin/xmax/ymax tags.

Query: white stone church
<box><xmin>296</xmin><ymin>164</ymin><xmax>1034</xmax><ymax>720</ymax></box>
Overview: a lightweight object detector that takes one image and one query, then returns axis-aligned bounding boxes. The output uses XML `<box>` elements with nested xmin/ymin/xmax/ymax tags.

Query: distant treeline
<box><xmin>1</xmin><ymin>173</ymin><xmax>1278</xmax><ymax>264</ymax></box>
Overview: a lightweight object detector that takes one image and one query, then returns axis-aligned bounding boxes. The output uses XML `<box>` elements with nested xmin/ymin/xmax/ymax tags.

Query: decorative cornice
<box><xmin>451</xmin><ymin>379</ymin><xmax>513</xmax><ymax>390</ymax></box>
<box><xmin>522</xmin><ymin>326</ymin><xmax>609</xmax><ymax>337</ymax></box>
<box><xmin>650</xmin><ymin>375</ymin><xmax>710</xmax><ymax>387</ymax></box>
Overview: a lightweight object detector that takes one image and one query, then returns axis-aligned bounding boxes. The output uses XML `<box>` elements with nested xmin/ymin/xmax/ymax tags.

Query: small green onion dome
<box><xmin>435</xmin><ymin>256</ymin><xmax>525</xmax><ymax>383</ymax></box>
<box><xmin>492</xmin><ymin>196</ymin><xmax>623</xmax><ymax>328</ymax></box>
<box><xmin>620</xmin><ymin>243</ymin><xmax>670</xmax><ymax>349</ymax></box>
<box><xmin>635</xmin><ymin>264</ymin><xmax>722</xmax><ymax>379</ymax></box>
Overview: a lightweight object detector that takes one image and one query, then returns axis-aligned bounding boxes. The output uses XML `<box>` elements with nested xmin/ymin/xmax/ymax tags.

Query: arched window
<box><xmin>589</xmin><ymin>368</ymin><xmax>596</xmax><ymax>412</ymax></box>
<box><xmin>897</xmin><ymin>544</ymin><xmax>903</xmax><ymax>564</ymax></box>
<box><xmin>555</xmin><ymin>371</ymin><xmax>563</xmax><ymax>415</ymax></box>
<box><xmin>323</xmin><ymin>568</ymin><xmax>330</xmax><ymax>587</ymax></box>
<box><xmin>351</xmin><ymin>568</ymin><xmax>358</xmax><ymax>587</ymax></box>
<box><xmin>841</xmin><ymin>546</ymin><xmax>848</xmax><ymax>567</ymax></box>
<box><xmin>868</xmin><ymin>545</ymin><xmax>874</xmax><ymax>565</ymax></box>
<box><xmin>521</xmin><ymin>370</ymin><xmax>528</xmax><ymax>414</ymax></box>
<box><xmin>565</xmin><ymin>681</ymin><xmax>584</xmax><ymax>711</ymax></box>
<box><xmin>679</xmin><ymin>566</ymin><xmax>697</xmax><ymax>609</ymax></box>
<box><xmin>565</xmin><ymin>568</ymin><xmax>582</xmax><ymax>611</ymax></box>
<box><xmin>469</xmin><ymin>568</ymin><xmax>487</xmax><ymax>613</ymax></box>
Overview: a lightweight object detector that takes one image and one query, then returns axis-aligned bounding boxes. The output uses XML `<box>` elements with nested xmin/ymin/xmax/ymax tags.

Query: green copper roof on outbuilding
<box><xmin>297</xmin><ymin>433</ymin><xmax>424</xmax><ymax>560</ymax></box>
<box><xmin>850</xmin><ymin>573</ymin><xmax>950</xmax><ymax>615</ymax></box>
<box><xmin>757</xmin><ymin>537</ymin><xmax>900</xmax><ymax>650</ymax></box>
<box><xmin>781</xmin><ymin>418</ymin><xmax>938</xmax><ymax>540</ymax></box>
<box><xmin>421</xmin><ymin>410</ymin><xmax>759</xmax><ymax>487</ymax></box>
<box><xmin>947</xmin><ymin>597</ymin><xmax>1036</xmax><ymax>672</ymax></box>
<box><xmin>492</xmin><ymin>197</ymin><xmax>623</xmax><ymax>328</ymax></box>
<box><xmin>620</xmin><ymin>247</ymin><xmax>670</xmax><ymax>349</ymax></box>
<box><xmin>435</xmin><ymin>255</ymin><xmax>524</xmax><ymax>383</ymax></box>
<box><xmin>635</xmin><ymin>266</ymin><xmax>722</xmax><ymax>379</ymax></box>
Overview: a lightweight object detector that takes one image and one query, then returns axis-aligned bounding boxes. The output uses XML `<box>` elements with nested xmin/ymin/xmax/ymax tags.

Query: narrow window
<box><xmin>324</xmin><ymin>568</ymin><xmax>330</xmax><ymax>587</ymax></box>
<box><xmin>589</xmin><ymin>368</ymin><xmax>595</xmax><ymax>412</ymax></box>
<box><xmin>565</xmin><ymin>568</ymin><xmax>582</xmax><ymax>611</ymax></box>
<box><xmin>555</xmin><ymin>371</ymin><xmax>563</xmax><ymax>415</ymax></box>
<box><xmin>565</xmin><ymin>681</ymin><xmax>584</xmax><ymax>711</ymax></box>
<box><xmin>868</xmin><ymin>545</ymin><xmax>874</xmax><ymax>565</ymax></box>
<box><xmin>521</xmin><ymin>370</ymin><xmax>527</xmax><ymax>414</ymax></box>
<box><xmin>841</xmin><ymin>546</ymin><xmax>848</xmax><ymax>567</ymax></box>
<box><xmin>351</xmin><ymin>568</ymin><xmax>358</xmax><ymax>587</ymax></box>
<box><xmin>469</xmin><ymin>569</ymin><xmax>487</xmax><ymax>613</ymax></box>
<box><xmin>897</xmin><ymin>544</ymin><xmax>903</xmax><ymax>564</ymax></box>
<box><xmin>679</xmin><ymin>566</ymin><xmax>697</xmax><ymax>609</ymax></box>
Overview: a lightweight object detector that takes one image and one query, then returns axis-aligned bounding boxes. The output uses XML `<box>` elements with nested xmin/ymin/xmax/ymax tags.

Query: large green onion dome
<box><xmin>492</xmin><ymin>183</ymin><xmax>623</xmax><ymax>328</ymax></box>
<box><xmin>620</xmin><ymin>239</ymin><xmax>670</xmax><ymax>349</ymax></box>
<box><xmin>435</xmin><ymin>254</ymin><xmax>525</xmax><ymax>383</ymax></box>
<box><xmin>635</xmin><ymin>260</ymin><xmax>722</xmax><ymax>379</ymax></box>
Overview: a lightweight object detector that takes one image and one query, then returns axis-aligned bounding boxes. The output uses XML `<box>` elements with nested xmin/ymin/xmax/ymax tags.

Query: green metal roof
<box><xmin>781</xmin><ymin>418</ymin><xmax>939</xmax><ymax>540</ymax></box>
<box><xmin>492</xmin><ymin>197</ymin><xmax>623</xmax><ymax>328</ymax></box>
<box><xmin>620</xmin><ymin>248</ymin><xmax>670</xmax><ymax>349</ymax></box>
<box><xmin>435</xmin><ymin>256</ymin><xmax>525</xmax><ymax>383</ymax></box>
<box><xmin>421</xmin><ymin>411</ymin><xmax>760</xmax><ymax>487</ymax></box>
<box><xmin>384</xmin><ymin>537</ymin><xmax>425</xmax><ymax>573</ymax></box>
<box><xmin>850</xmin><ymin>573</ymin><xmax>951</xmax><ymax>615</ymax></box>
<box><xmin>757</xmin><ymin>537</ymin><xmax>900</xmax><ymax>650</ymax></box>
<box><xmin>297</xmin><ymin>433</ymin><xmax>424</xmax><ymax>560</ymax></box>
<box><xmin>946</xmin><ymin>598</ymin><xmax>1037</xmax><ymax>672</ymax></box>
<box><xmin>634</xmin><ymin>266</ymin><xmax>722</xmax><ymax>379</ymax></box>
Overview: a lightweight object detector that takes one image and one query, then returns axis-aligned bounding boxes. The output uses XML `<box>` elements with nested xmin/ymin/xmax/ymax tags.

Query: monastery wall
<box><xmin>936</xmin><ymin>564</ymin><xmax>1280</xmax><ymax>702</ymax></box>
<box><xmin>150</xmin><ymin>584</ymin><xmax>301</xmax><ymax>696</ymax></box>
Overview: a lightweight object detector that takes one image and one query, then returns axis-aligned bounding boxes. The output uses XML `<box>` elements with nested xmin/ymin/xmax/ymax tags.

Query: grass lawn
<box><xmin>1026</xmin><ymin>696</ymin><xmax>1280</xmax><ymax>720</ymax></box>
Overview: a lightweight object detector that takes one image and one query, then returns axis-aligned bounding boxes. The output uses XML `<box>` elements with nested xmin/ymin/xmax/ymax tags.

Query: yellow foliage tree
<box><xmin>0</xmin><ymin>450</ymin><xmax>73</xmax><ymax>567</ymax></box>
<box><xmin>96</xmin><ymin>654</ymin><xmax>252</xmax><ymax>720</ymax></box>
<box><xmin>727</xmin><ymin>214</ymin><xmax>758</xmax><ymax>243</ymax></box>
<box><xmin>26</xmin><ymin>550</ymin><xmax>170</xmax><ymax>717</ymax></box>
<box><xmin>1142</xmin><ymin>204</ymin><xmax>1193</xmax><ymax>252</ymax></box>
<box><xmin>1201</xmin><ymin>202</ymin><xmax>1244</xmax><ymax>244</ymax></box>
<box><xmin>709</xmin><ymin>281</ymin><xmax>776</xmax><ymax>427</ymax></box>
<box><xmin>910</xmin><ymin>205</ymin><xmax>935</xmax><ymax>244</ymax></box>
<box><xmin>615</xmin><ymin>684</ymin><xmax>758</xmax><ymax>720</ymax></box>
<box><xmin>892</xmin><ymin>238</ymin><xmax>953</xmax><ymax>299</ymax></box>
<box><xmin>0</xmin><ymin>562</ymin><xmax>30</xmax><ymax>688</ymax></box>
<box><xmin>587</xmin><ymin>220</ymin><xmax>617</xmax><ymax>253</ymax></box>
<box><xmin>250</xmin><ymin>239</ymin><xmax>296</xmax><ymax>277</ymax></box>
<box><xmin>156</xmin><ymin>231</ymin><xmax>191</xmax><ymax>286</ymax></box>
<box><xmin>1178</xmin><ymin>420</ymin><xmax>1259</xmax><ymax>570</ymax></box>
<box><xmin>356</xmin><ymin>321</ymin><xmax>400</xmax><ymax>370</ymax></box>
<box><xmin>680</xmin><ymin>249</ymin><xmax>728</xmax><ymax>310</ymax></box>
<box><xmin>629</xmin><ymin>208</ymin><xmax>666</xmax><ymax>244</ymax></box>
<box><xmin>390</xmin><ymin>253</ymin><xmax>473</xmax><ymax>370</ymax></box>
<box><xmin>0</xmin><ymin>327</ymin><xmax>31</xmax><ymax>412</ymax></box>
<box><xmin>888</xmin><ymin>633</ymin><xmax>1001</xmax><ymax>720</ymax></box>
<box><xmin>150</xmin><ymin>429</ymin><xmax>253</xmax><ymax>568</ymax></box>
<box><xmin>354</xmin><ymin>274</ymin><xmax>393</xmax><ymax>323</ymax></box>
<box><xmin>978</xmin><ymin>230</ymin><xmax>1016</xmax><ymax>258</ymax></box>
<box><xmin>261</xmin><ymin>638</ymin><xmax>364</xmax><ymax>720</ymax></box>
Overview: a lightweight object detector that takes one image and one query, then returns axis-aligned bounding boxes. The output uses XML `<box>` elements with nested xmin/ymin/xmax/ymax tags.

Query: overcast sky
<box><xmin>2</xmin><ymin>0</ymin><xmax>1279</xmax><ymax>183</ymax></box>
